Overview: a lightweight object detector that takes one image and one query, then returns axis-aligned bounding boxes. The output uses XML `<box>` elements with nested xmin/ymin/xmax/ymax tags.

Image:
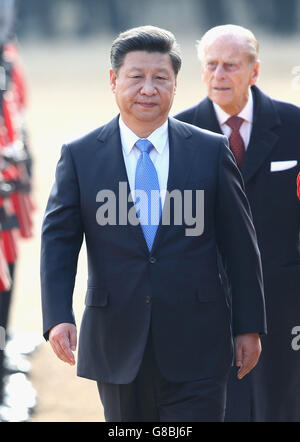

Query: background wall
<box><xmin>15</xmin><ymin>0</ymin><xmax>300</xmax><ymax>38</ymax></box>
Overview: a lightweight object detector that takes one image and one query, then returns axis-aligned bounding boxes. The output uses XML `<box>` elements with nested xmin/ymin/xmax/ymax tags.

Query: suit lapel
<box><xmin>194</xmin><ymin>87</ymin><xmax>281</xmax><ymax>184</ymax></box>
<box><xmin>240</xmin><ymin>86</ymin><xmax>281</xmax><ymax>183</ymax></box>
<box><xmin>96</xmin><ymin>115</ymin><xmax>128</xmax><ymax>188</ymax></box>
<box><xmin>151</xmin><ymin>117</ymin><xmax>195</xmax><ymax>253</ymax></box>
<box><xmin>194</xmin><ymin>97</ymin><xmax>223</xmax><ymax>135</ymax></box>
<box><xmin>166</xmin><ymin>117</ymin><xmax>196</xmax><ymax>193</ymax></box>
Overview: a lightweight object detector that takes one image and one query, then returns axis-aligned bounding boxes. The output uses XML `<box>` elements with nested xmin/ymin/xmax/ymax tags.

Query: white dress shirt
<box><xmin>119</xmin><ymin>116</ymin><xmax>169</xmax><ymax>207</ymax></box>
<box><xmin>213</xmin><ymin>88</ymin><xmax>254</xmax><ymax>150</ymax></box>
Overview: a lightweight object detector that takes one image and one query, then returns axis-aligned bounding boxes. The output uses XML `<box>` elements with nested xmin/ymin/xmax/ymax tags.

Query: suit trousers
<box><xmin>97</xmin><ymin>328</ymin><xmax>229</xmax><ymax>422</ymax></box>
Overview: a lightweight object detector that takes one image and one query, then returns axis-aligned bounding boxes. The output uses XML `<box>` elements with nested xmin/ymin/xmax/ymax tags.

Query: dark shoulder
<box><xmin>170</xmin><ymin>116</ymin><xmax>226</xmax><ymax>145</ymax></box>
<box><xmin>272</xmin><ymin>98</ymin><xmax>300</xmax><ymax>125</ymax></box>
<box><xmin>170</xmin><ymin>118</ymin><xmax>228</xmax><ymax>165</ymax></box>
<box><xmin>173</xmin><ymin>103</ymin><xmax>200</xmax><ymax>123</ymax></box>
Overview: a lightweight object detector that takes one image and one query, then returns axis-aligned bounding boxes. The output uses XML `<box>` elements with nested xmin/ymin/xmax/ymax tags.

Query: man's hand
<box><xmin>49</xmin><ymin>323</ymin><xmax>77</xmax><ymax>366</ymax></box>
<box><xmin>234</xmin><ymin>333</ymin><xmax>261</xmax><ymax>380</ymax></box>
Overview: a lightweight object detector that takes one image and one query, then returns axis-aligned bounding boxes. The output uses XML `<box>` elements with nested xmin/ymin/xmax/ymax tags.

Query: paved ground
<box><xmin>6</xmin><ymin>33</ymin><xmax>300</xmax><ymax>422</ymax></box>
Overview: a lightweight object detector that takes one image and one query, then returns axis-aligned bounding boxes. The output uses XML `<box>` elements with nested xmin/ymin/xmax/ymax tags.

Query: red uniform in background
<box><xmin>0</xmin><ymin>40</ymin><xmax>34</xmax><ymax>323</ymax></box>
<box><xmin>1</xmin><ymin>42</ymin><xmax>34</xmax><ymax>239</ymax></box>
<box><xmin>0</xmin><ymin>1</ymin><xmax>37</xmax><ymax>422</ymax></box>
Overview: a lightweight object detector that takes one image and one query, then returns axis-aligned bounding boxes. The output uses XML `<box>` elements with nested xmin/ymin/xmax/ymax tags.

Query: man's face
<box><xmin>201</xmin><ymin>36</ymin><xmax>260</xmax><ymax>115</ymax></box>
<box><xmin>110</xmin><ymin>51</ymin><xmax>177</xmax><ymax>136</ymax></box>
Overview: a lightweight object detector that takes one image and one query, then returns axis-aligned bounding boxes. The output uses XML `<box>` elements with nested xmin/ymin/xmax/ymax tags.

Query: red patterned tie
<box><xmin>226</xmin><ymin>116</ymin><xmax>245</xmax><ymax>167</ymax></box>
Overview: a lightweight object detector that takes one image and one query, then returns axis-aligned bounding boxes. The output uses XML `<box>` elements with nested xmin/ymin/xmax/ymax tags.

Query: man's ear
<box><xmin>174</xmin><ymin>78</ymin><xmax>177</xmax><ymax>94</ymax></box>
<box><xmin>110</xmin><ymin>69</ymin><xmax>117</xmax><ymax>93</ymax></box>
<box><xmin>250</xmin><ymin>60</ymin><xmax>260</xmax><ymax>86</ymax></box>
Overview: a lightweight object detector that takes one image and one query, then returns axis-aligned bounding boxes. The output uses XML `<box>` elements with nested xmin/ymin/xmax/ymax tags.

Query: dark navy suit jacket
<box><xmin>175</xmin><ymin>86</ymin><xmax>300</xmax><ymax>421</ymax></box>
<box><xmin>41</xmin><ymin>116</ymin><xmax>266</xmax><ymax>384</ymax></box>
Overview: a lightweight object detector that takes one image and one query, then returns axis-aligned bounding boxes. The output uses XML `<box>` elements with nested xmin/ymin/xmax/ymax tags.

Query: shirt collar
<box><xmin>213</xmin><ymin>88</ymin><xmax>254</xmax><ymax>126</ymax></box>
<box><xmin>119</xmin><ymin>116</ymin><xmax>169</xmax><ymax>156</ymax></box>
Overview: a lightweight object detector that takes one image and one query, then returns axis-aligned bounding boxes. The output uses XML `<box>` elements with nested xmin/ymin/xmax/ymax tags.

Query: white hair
<box><xmin>196</xmin><ymin>24</ymin><xmax>259</xmax><ymax>64</ymax></box>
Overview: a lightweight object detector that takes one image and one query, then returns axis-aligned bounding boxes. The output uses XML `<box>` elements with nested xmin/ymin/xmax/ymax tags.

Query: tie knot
<box><xmin>226</xmin><ymin>115</ymin><xmax>244</xmax><ymax>131</ymax></box>
<box><xmin>135</xmin><ymin>139</ymin><xmax>154</xmax><ymax>154</ymax></box>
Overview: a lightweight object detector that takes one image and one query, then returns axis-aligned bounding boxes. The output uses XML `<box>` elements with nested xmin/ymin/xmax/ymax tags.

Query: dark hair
<box><xmin>110</xmin><ymin>25</ymin><xmax>182</xmax><ymax>76</ymax></box>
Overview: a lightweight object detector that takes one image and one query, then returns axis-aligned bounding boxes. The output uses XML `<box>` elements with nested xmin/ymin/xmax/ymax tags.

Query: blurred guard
<box><xmin>0</xmin><ymin>0</ymin><xmax>35</xmax><ymax>422</ymax></box>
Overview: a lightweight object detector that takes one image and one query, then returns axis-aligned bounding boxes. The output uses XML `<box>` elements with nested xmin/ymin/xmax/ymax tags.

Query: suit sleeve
<box><xmin>215</xmin><ymin>137</ymin><xmax>267</xmax><ymax>336</ymax></box>
<box><xmin>40</xmin><ymin>144</ymin><xmax>84</xmax><ymax>340</ymax></box>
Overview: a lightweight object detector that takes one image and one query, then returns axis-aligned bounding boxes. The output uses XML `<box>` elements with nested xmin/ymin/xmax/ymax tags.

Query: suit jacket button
<box><xmin>145</xmin><ymin>296</ymin><xmax>151</xmax><ymax>303</ymax></box>
<box><xmin>149</xmin><ymin>257</ymin><xmax>156</xmax><ymax>264</ymax></box>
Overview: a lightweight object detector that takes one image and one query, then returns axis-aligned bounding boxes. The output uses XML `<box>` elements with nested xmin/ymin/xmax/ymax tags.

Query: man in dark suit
<box><xmin>41</xmin><ymin>25</ymin><xmax>266</xmax><ymax>422</ymax></box>
<box><xmin>175</xmin><ymin>24</ymin><xmax>300</xmax><ymax>422</ymax></box>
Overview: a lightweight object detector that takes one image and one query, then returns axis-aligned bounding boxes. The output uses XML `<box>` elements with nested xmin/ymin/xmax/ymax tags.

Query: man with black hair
<box><xmin>41</xmin><ymin>25</ymin><xmax>266</xmax><ymax>422</ymax></box>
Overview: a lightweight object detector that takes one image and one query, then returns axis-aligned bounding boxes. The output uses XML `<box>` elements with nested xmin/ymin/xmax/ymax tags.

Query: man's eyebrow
<box><xmin>156</xmin><ymin>69</ymin><xmax>170</xmax><ymax>74</ymax></box>
<box><xmin>205</xmin><ymin>57</ymin><xmax>239</xmax><ymax>64</ymax></box>
<box><xmin>127</xmin><ymin>67</ymin><xmax>170</xmax><ymax>74</ymax></box>
<box><xmin>127</xmin><ymin>67</ymin><xmax>143</xmax><ymax>72</ymax></box>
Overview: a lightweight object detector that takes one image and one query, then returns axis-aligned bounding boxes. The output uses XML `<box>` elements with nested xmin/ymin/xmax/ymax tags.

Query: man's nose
<box><xmin>214</xmin><ymin>64</ymin><xmax>226</xmax><ymax>80</ymax></box>
<box><xmin>140</xmin><ymin>78</ymin><xmax>157</xmax><ymax>95</ymax></box>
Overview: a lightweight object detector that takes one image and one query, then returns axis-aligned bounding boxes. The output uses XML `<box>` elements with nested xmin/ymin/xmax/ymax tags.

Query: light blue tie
<box><xmin>135</xmin><ymin>139</ymin><xmax>162</xmax><ymax>251</ymax></box>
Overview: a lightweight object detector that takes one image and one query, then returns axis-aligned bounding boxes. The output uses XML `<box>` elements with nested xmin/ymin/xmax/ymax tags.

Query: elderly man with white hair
<box><xmin>176</xmin><ymin>25</ymin><xmax>300</xmax><ymax>422</ymax></box>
